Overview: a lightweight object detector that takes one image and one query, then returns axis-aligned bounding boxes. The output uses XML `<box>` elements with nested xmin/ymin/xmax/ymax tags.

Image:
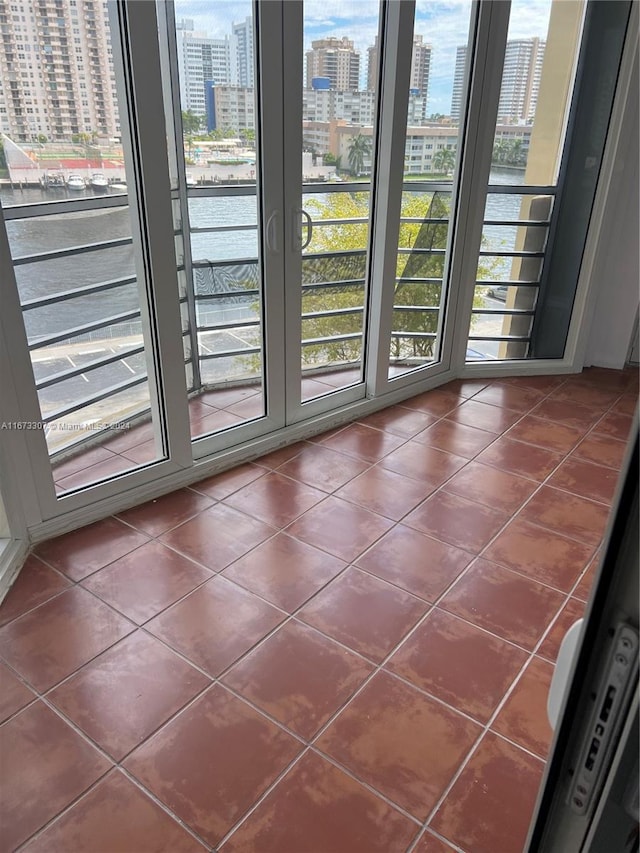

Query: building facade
<box><xmin>451</xmin><ymin>38</ymin><xmax>546</xmax><ymax>123</ymax></box>
<box><xmin>175</xmin><ymin>19</ymin><xmax>231</xmax><ymax>118</ymax></box>
<box><xmin>231</xmin><ymin>16</ymin><xmax>253</xmax><ymax>88</ymax></box>
<box><xmin>305</xmin><ymin>37</ymin><xmax>360</xmax><ymax>91</ymax></box>
<box><xmin>208</xmin><ymin>85</ymin><xmax>255</xmax><ymax>134</ymax></box>
<box><xmin>367</xmin><ymin>34</ymin><xmax>431</xmax><ymax>118</ymax></box>
<box><xmin>0</xmin><ymin>0</ymin><xmax>119</xmax><ymax>142</ymax></box>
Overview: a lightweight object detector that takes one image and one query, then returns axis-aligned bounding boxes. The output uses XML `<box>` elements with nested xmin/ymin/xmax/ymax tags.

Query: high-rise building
<box><xmin>231</xmin><ymin>16</ymin><xmax>254</xmax><ymax>88</ymax></box>
<box><xmin>0</xmin><ymin>0</ymin><xmax>119</xmax><ymax>142</ymax></box>
<box><xmin>451</xmin><ymin>38</ymin><xmax>546</xmax><ymax>123</ymax></box>
<box><xmin>367</xmin><ymin>35</ymin><xmax>431</xmax><ymax>117</ymax></box>
<box><xmin>176</xmin><ymin>19</ymin><xmax>231</xmax><ymax>118</ymax></box>
<box><xmin>305</xmin><ymin>37</ymin><xmax>360</xmax><ymax>91</ymax></box>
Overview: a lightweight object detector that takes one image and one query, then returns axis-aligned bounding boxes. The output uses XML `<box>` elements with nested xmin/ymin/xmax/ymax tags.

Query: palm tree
<box><xmin>431</xmin><ymin>148</ymin><xmax>456</xmax><ymax>175</ymax></box>
<box><xmin>347</xmin><ymin>134</ymin><xmax>371</xmax><ymax>176</ymax></box>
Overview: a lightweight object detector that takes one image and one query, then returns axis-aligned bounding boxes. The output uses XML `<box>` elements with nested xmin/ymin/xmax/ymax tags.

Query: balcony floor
<box><xmin>1</xmin><ymin>368</ymin><xmax>637</xmax><ymax>852</ymax></box>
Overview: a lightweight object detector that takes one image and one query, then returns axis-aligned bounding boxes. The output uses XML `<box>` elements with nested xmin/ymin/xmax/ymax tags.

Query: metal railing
<box><xmin>3</xmin><ymin>179</ymin><xmax>554</xmax><ymax>456</ymax></box>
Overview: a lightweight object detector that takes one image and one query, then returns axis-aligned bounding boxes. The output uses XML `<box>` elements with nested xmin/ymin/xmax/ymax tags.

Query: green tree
<box><xmin>181</xmin><ymin>110</ymin><xmax>203</xmax><ymax>136</ymax></box>
<box><xmin>431</xmin><ymin>148</ymin><xmax>455</xmax><ymax>175</ymax></box>
<box><xmin>347</xmin><ymin>134</ymin><xmax>371</xmax><ymax>176</ymax></box>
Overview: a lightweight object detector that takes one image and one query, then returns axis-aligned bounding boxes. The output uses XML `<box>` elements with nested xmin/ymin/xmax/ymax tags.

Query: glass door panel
<box><xmin>1</xmin><ymin>3</ymin><xmax>172</xmax><ymax>496</ymax></box>
<box><xmin>169</xmin><ymin>2</ymin><xmax>269</xmax><ymax>440</ymax></box>
<box><xmin>387</xmin><ymin>1</ymin><xmax>474</xmax><ymax>379</ymax></box>
<box><xmin>298</xmin><ymin>0</ymin><xmax>381</xmax><ymax>403</ymax></box>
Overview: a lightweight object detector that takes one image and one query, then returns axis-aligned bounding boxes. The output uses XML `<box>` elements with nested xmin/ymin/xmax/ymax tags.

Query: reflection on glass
<box><xmin>388</xmin><ymin>2</ymin><xmax>473</xmax><ymax>378</ymax></box>
<box><xmin>300</xmin><ymin>1</ymin><xmax>381</xmax><ymax>401</ymax></box>
<box><xmin>171</xmin><ymin>3</ymin><xmax>265</xmax><ymax>437</ymax></box>
<box><xmin>1</xmin><ymin>0</ymin><xmax>169</xmax><ymax>496</ymax></box>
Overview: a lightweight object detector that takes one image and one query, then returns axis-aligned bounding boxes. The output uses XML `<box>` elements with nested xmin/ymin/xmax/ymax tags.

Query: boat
<box><xmin>108</xmin><ymin>180</ymin><xmax>127</xmax><ymax>193</ymax></box>
<box><xmin>185</xmin><ymin>173</ymin><xmax>197</xmax><ymax>187</ymax></box>
<box><xmin>66</xmin><ymin>174</ymin><xmax>86</xmax><ymax>191</ymax></box>
<box><xmin>89</xmin><ymin>172</ymin><xmax>108</xmax><ymax>191</ymax></box>
<box><xmin>40</xmin><ymin>171</ymin><xmax>66</xmax><ymax>190</ymax></box>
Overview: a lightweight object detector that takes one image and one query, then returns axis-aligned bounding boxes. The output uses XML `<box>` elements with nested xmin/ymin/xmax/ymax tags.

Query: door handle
<box><xmin>291</xmin><ymin>208</ymin><xmax>313</xmax><ymax>251</ymax></box>
<box><xmin>265</xmin><ymin>210</ymin><xmax>278</xmax><ymax>253</ymax></box>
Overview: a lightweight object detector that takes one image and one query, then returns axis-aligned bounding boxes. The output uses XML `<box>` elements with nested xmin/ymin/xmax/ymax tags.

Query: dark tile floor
<box><xmin>0</xmin><ymin>367</ymin><xmax>637</xmax><ymax>852</ymax></box>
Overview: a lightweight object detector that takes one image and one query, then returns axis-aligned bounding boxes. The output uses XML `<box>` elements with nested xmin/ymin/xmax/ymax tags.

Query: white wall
<box><xmin>584</xmin><ymin>50</ymin><xmax>639</xmax><ymax>369</ymax></box>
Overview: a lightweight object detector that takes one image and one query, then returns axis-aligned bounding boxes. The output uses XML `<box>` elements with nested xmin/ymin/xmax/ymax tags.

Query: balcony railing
<box><xmin>2</xmin><ymin>178</ymin><xmax>551</xmax><ymax>460</ymax></box>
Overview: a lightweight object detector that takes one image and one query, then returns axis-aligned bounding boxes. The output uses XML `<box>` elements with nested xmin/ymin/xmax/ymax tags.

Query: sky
<box><xmin>174</xmin><ymin>0</ymin><xmax>553</xmax><ymax>115</ymax></box>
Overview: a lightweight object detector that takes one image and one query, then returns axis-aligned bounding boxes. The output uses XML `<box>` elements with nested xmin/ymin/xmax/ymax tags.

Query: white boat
<box><xmin>41</xmin><ymin>171</ymin><xmax>66</xmax><ymax>190</ymax></box>
<box><xmin>185</xmin><ymin>173</ymin><xmax>197</xmax><ymax>187</ymax></box>
<box><xmin>109</xmin><ymin>180</ymin><xmax>127</xmax><ymax>193</ymax></box>
<box><xmin>66</xmin><ymin>174</ymin><xmax>86</xmax><ymax>190</ymax></box>
<box><xmin>89</xmin><ymin>172</ymin><xmax>108</xmax><ymax>191</ymax></box>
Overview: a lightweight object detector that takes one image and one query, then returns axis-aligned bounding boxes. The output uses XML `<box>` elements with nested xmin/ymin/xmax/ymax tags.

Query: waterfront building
<box><xmin>175</xmin><ymin>18</ymin><xmax>231</xmax><ymax>118</ymax></box>
<box><xmin>305</xmin><ymin>37</ymin><xmax>360</xmax><ymax>91</ymax></box>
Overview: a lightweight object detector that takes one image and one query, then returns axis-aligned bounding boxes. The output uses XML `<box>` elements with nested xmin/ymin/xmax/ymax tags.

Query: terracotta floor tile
<box><xmin>404</xmin><ymin>491</ymin><xmax>509</xmax><ymax>554</ymax></box>
<box><xmin>159</xmin><ymin>503</ymin><xmax>276</xmax><ymax>572</ymax></box>
<box><xmin>34</xmin><ymin>517</ymin><xmax>150</xmax><ymax>582</ymax></box>
<box><xmin>492</xmin><ymin>656</ymin><xmax>554</xmax><ymax>758</ymax></box>
<box><xmin>412</xmin><ymin>830</ymin><xmax>458</xmax><ymax>853</ymax></box>
<box><xmin>276</xmin><ymin>442</ymin><xmax>370</xmax><ymax>491</ymax></box>
<box><xmin>116</xmin><ymin>488</ymin><xmax>214</xmax><ymax>537</ymax></box>
<box><xmin>445</xmin><ymin>399</ymin><xmax>522</xmax><ymax>433</ymax></box>
<box><xmin>358</xmin><ymin>405</ymin><xmax>438</xmax><ymax>438</ymax></box>
<box><xmin>611</xmin><ymin>394</ymin><xmax>638</xmax><ymax>416</ymax></box>
<box><xmin>222</xmin><ymin>532</ymin><xmax>345</xmax><ymax>612</ymax></box>
<box><xmin>146</xmin><ymin>576</ymin><xmax>285</xmax><ymax>676</ymax></box>
<box><xmin>317</xmin><ymin>367</ymin><xmax>364</xmax><ymax>388</ymax></box>
<box><xmin>82</xmin><ymin>541</ymin><xmax>212</xmax><ymax>625</ymax></box>
<box><xmin>55</xmin><ymin>455</ymin><xmax>136</xmax><ymax>492</ymax></box>
<box><xmin>302</xmin><ymin>377</ymin><xmax>337</xmax><ymax>400</ymax></box>
<box><xmin>254</xmin><ymin>440</ymin><xmax>308</xmax><ymax>469</ymax></box>
<box><xmin>317</xmin><ymin>671</ymin><xmax>480</xmax><ymax>819</ymax></box>
<box><xmin>190</xmin><ymin>409</ymin><xmax>245</xmax><ymax>437</ymax></box>
<box><xmin>400</xmin><ymin>388</ymin><xmax>463</xmax><ymax>417</ymax></box>
<box><xmin>572</xmin><ymin>432</ymin><xmax>628</xmax><ymax>470</ymax></box>
<box><xmin>500</xmin><ymin>374</ymin><xmax>567</xmax><ymax>393</ymax></box>
<box><xmin>199</xmin><ymin>385</ymin><xmax>260</xmax><ymax>409</ymax></box>
<box><xmin>227</xmin><ymin>393</ymin><xmax>265</xmax><ymax>419</ymax></box>
<box><xmin>224</xmin><ymin>471</ymin><xmax>326</xmax><ymax>527</ymax></box>
<box><xmin>124</xmin><ymin>685</ymin><xmax>302</xmax><ymax>847</ymax></box>
<box><xmin>504</xmin><ymin>413</ymin><xmax>586</xmax><ymax>453</ymax></box>
<box><xmin>49</xmin><ymin>631</ymin><xmax>210</xmax><ymax>760</ymax></box>
<box><xmin>120</xmin><ymin>438</ymin><xmax>160</xmax><ymax>465</ymax></box>
<box><xmin>387</xmin><ymin>609</ymin><xmax>527</xmax><ymax>723</ymax></box>
<box><xmin>22</xmin><ymin>770</ymin><xmax>206</xmax><ymax>853</ymax></box>
<box><xmin>530</xmin><ymin>398</ymin><xmax>602</xmax><ymax>431</ymax></box>
<box><xmin>519</xmin><ymin>485</ymin><xmax>610</xmax><ymax>545</ymax></box>
<box><xmin>573</xmin><ymin>554</ymin><xmax>599</xmax><ymax>602</ymax></box>
<box><xmin>484</xmin><ymin>518</ymin><xmax>594</xmax><ymax>592</ymax></box>
<box><xmin>593</xmin><ymin>410</ymin><xmax>634</xmax><ymax>442</ymax></box>
<box><xmin>0</xmin><ymin>553</ymin><xmax>70</xmax><ymax>628</ymax></box>
<box><xmin>439</xmin><ymin>378</ymin><xmax>490</xmax><ymax>398</ymax></box>
<box><xmin>476</xmin><ymin>436</ymin><xmax>563</xmax><ymax>481</ymax></box>
<box><xmin>102</xmin><ymin>420</ymin><xmax>154</xmax><ymax>453</ymax></box>
<box><xmin>379</xmin><ymin>441</ymin><xmax>467</xmax><ymax>485</ymax></box>
<box><xmin>188</xmin><ymin>396</ymin><xmax>218</xmax><ymax>422</ymax></box>
<box><xmin>0</xmin><ymin>661</ymin><xmax>36</xmax><ymax>723</ymax></box>
<box><xmin>223</xmin><ymin>621</ymin><xmax>373</xmax><ymax>738</ymax></box>
<box><xmin>299</xmin><ymin>567</ymin><xmax>428</xmax><ymax>663</ymax></box>
<box><xmin>440</xmin><ymin>558</ymin><xmax>563</xmax><ymax>650</ymax></box>
<box><xmin>412</xmin><ymin>418</ymin><xmax>498</xmax><ymax>459</ymax></box>
<box><xmin>538</xmin><ymin>598</ymin><xmax>586</xmax><ymax>662</ymax></box>
<box><xmin>220</xmin><ymin>751</ymin><xmax>419</xmax><ymax>853</ymax></box>
<box><xmin>190</xmin><ymin>462</ymin><xmax>264</xmax><ymax>499</ymax></box>
<box><xmin>355</xmin><ymin>524</ymin><xmax>472</xmax><ymax>602</ymax></box>
<box><xmin>336</xmin><ymin>465</ymin><xmax>436</xmax><ymax>520</ymax></box>
<box><xmin>286</xmin><ymin>496</ymin><xmax>393</xmax><ymax>562</ymax></box>
<box><xmin>547</xmin><ymin>457</ymin><xmax>619</xmax><ymax>505</ymax></box>
<box><xmin>547</xmin><ymin>380</ymin><xmax>620</xmax><ymax>409</ymax></box>
<box><xmin>320</xmin><ymin>422</ymin><xmax>406</xmax><ymax>462</ymax></box>
<box><xmin>431</xmin><ymin>732</ymin><xmax>544</xmax><ymax>853</ymax></box>
<box><xmin>576</xmin><ymin>366</ymin><xmax>635</xmax><ymax>392</ymax></box>
<box><xmin>472</xmin><ymin>382</ymin><xmax>545</xmax><ymax>412</ymax></box>
<box><xmin>0</xmin><ymin>701</ymin><xmax>111</xmax><ymax>851</ymax></box>
<box><xmin>0</xmin><ymin>586</ymin><xmax>134</xmax><ymax>692</ymax></box>
<box><xmin>52</xmin><ymin>445</ymin><xmax>119</xmax><ymax>480</ymax></box>
<box><xmin>444</xmin><ymin>460</ymin><xmax>537</xmax><ymax>514</ymax></box>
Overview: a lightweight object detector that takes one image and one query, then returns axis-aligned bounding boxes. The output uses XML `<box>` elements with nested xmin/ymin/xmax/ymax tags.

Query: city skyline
<box><xmin>174</xmin><ymin>0</ymin><xmax>553</xmax><ymax>114</ymax></box>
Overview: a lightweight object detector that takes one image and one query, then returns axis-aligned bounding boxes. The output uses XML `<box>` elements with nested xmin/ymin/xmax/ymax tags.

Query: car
<box><xmin>487</xmin><ymin>284</ymin><xmax>508</xmax><ymax>301</ymax></box>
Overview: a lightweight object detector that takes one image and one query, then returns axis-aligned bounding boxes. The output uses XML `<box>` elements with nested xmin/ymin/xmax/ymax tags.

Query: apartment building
<box><xmin>0</xmin><ymin>0</ymin><xmax>118</xmax><ymax>141</ymax></box>
<box><xmin>451</xmin><ymin>38</ymin><xmax>546</xmax><ymax>123</ymax></box>
<box><xmin>231</xmin><ymin>16</ymin><xmax>254</xmax><ymax>89</ymax></box>
<box><xmin>175</xmin><ymin>18</ymin><xmax>231</xmax><ymax>118</ymax></box>
<box><xmin>207</xmin><ymin>84</ymin><xmax>255</xmax><ymax>134</ymax></box>
<box><xmin>305</xmin><ymin>36</ymin><xmax>360</xmax><ymax>91</ymax></box>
